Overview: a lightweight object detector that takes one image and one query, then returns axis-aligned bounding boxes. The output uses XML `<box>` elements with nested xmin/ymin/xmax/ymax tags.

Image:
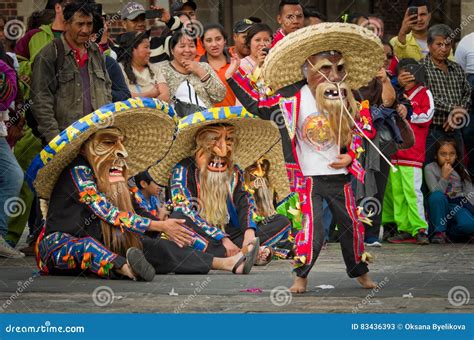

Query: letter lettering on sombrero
<box><xmin>114</xmin><ymin>101</ymin><xmax>131</xmax><ymax>112</ymax></box>
<box><xmin>191</xmin><ymin>112</ymin><xmax>206</xmax><ymax>125</ymax></box>
<box><xmin>127</xmin><ymin>97</ymin><xmax>144</xmax><ymax>108</ymax></box>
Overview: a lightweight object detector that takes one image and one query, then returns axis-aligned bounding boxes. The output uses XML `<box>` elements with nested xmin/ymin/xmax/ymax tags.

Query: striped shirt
<box><xmin>421</xmin><ymin>56</ymin><xmax>471</xmax><ymax>126</ymax></box>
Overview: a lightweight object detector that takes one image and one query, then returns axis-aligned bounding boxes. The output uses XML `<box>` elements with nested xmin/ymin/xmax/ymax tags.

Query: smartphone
<box><xmin>405</xmin><ymin>64</ymin><xmax>426</xmax><ymax>84</ymax></box>
<box><xmin>145</xmin><ymin>9</ymin><xmax>163</xmax><ymax>19</ymax></box>
<box><xmin>407</xmin><ymin>6</ymin><xmax>418</xmax><ymax>17</ymax></box>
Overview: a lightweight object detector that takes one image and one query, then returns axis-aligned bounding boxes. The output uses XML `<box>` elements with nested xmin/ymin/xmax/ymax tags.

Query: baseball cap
<box><xmin>121</xmin><ymin>1</ymin><xmax>146</xmax><ymax>20</ymax></box>
<box><xmin>170</xmin><ymin>0</ymin><xmax>197</xmax><ymax>15</ymax></box>
<box><xmin>233</xmin><ymin>18</ymin><xmax>254</xmax><ymax>33</ymax></box>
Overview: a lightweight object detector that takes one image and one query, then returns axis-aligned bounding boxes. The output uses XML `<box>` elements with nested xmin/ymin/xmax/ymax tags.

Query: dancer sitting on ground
<box><xmin>27</xmin><ymin>99</ymin><xmax>259</xmax><ymax>281</ymax></box>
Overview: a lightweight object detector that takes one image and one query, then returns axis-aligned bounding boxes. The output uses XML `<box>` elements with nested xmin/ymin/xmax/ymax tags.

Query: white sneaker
<box><xmin>0</xmin><ymin>235</ymin><xmax>25</xmax><ymax>258</ymax></box>
<box><xmin>365</xmin><ymin>241</ymin><xmax>382</xmax><ymax>247</ymax></box>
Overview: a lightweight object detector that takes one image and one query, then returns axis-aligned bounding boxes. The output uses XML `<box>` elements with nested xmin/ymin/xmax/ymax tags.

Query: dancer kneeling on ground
<box><xmin>27</xmin><ymin>99</ymin><xmax>259</xmax><ymax>281</ymax></box>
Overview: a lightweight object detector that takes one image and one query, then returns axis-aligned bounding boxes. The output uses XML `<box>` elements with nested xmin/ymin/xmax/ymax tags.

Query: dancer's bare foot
<box><xmin>289</xmin><ymin>276</ymin><xmax>308</xmax><ymax>293</ymax></box>
<box><xmin>357</xmin><ymin>273</ymin><xmax>377</xmax><ymax>289</ymax></box>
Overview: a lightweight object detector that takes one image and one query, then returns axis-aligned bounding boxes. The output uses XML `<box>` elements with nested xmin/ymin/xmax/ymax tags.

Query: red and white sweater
<box><xmin>391</xmin><ymin>85</ymin><xmax>434</xmax><ymax>168</ymax></box>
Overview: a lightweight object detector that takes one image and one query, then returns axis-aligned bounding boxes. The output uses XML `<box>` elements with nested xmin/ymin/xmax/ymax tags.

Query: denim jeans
<box><xmin>462</xmin><ymin>74</ymin><xmax>474</xmax><ymax>177</ymax></box>
<box><xmin>0</xmin><ymin>137</ymin><xmax>24</xmax><ymax>237</ymax></box>
<box><xmin>428</xmin><ymin>191</ymin><xmax>474</xmax><ymax>242</ymax></box>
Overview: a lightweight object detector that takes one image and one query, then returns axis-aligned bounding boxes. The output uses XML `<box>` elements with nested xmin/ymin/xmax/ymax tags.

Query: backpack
<box><xmin>25</xmin><ymin>38</ymin><xmax>65</xmax><ymax>139</ymax></box>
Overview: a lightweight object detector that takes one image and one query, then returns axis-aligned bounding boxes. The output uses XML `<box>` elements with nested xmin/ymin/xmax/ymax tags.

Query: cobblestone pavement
<box><xmin>1</xmin><ymin>243</ymin><xmax>473</xmax><ymax>313</ymax></box>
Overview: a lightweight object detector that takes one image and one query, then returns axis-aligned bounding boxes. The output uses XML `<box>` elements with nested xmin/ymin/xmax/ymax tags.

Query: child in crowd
<box><xmin>383</xmin><ymin>58</ymin><xmax>434</xmax><ymax>244</ymax></box>
<box><xmin>130</xmin><ymin>171</ymin><xmax>168</xmax><ymax>221</ymax></box>
<box><xmin>425</xmin><ymin>139</ymin><xmax>474</xmax><ymax>244</ymax></box>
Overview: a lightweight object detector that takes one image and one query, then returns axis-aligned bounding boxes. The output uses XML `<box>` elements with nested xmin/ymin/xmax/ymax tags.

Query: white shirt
<box><xmin>455</xmin><ymin>32</ymin><xmax>474</xmax><ymax>74</ymax></box>
<box><xmin>296</xmin><ymin>85</ymin><xmax>348</xmax><ymax>177</ymax></box>
<box><xmin>415</xmin><ymin>38</ymin><xmax>429</xmax><ymax>57</ymax></box>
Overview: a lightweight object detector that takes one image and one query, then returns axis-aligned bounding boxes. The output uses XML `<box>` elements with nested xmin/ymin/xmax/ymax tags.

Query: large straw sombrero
<box><xmin>149</xmin><ymin>106</ymin><xmax>283</xmax><ymax>190</ymax></box>
<box><xmin>28</xmin><ymin>98</ymin><xmax>177</xmax><ymax>200</ymax></box>
<box><xmin>262</xmin><ymin>23</ymin><xmax>384</xmax><ymax>91</ymax></box>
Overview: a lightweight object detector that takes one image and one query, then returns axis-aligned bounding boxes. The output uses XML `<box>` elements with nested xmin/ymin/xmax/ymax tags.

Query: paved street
<box><xmin>1</xmin><ymin>240</ymin><xmax>473</xmax><ymax>313</ymax></box>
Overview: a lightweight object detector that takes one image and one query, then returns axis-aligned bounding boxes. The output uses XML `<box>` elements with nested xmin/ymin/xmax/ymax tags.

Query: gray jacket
<box><xmin>31</xmin><ymin>35</ymin><xmax>112</xmax><ymax>143</ymax></box>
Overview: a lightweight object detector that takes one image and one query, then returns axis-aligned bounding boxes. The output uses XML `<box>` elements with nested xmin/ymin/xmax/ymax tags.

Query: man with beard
<box><xmin>149</xmin><ymin>107</ymin><xmax>292</xmax><ymax>266</ymax></box>
<box><xmin>28</xmin><ymin>99</ymin><xmax>259</xmax><ymax>280</ymax></box>
<box><xmin>227</xmin><ymin>23</ymin><xmax>385</xmax><ymax>292</ymax></box>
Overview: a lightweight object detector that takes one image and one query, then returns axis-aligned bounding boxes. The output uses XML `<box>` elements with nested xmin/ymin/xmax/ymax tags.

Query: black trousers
<box><xmin>363</xmin><ymin>159</ymin><xmax>391</xmax><ymax>241</ymax></box>
<box><xmin>171</xmin><ymin>212</ymin><xmax>291</xmax><ymax>257</ymax></box>
<box><xmin>142</xmin><ymin>236</ymin><xmax>213</xmax><ymax>274</ymax></box>
<box><xmin>294</xmin><ymin>174</ymin><xmax>368</xmax><ymax>279</ymax></box>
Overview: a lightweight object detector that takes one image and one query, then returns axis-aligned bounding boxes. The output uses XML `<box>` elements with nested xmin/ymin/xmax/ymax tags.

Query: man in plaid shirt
<box><xmin>421</xmin><ymin>24</ymin><xmax>471</xmax><ymax>166</ymax></box>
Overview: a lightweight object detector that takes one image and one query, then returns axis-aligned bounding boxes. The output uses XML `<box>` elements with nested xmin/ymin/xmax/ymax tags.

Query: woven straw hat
<box><xmin>149</xmin><ymin>106</ymin><xmax>283</xmax><ymax>187</ymax></box>
<box><xmin>30</xmin><ymin>98</ymin><xmax>177</xmax><ymax>200</ymax></box>
<box><xmin>262</xmin><ymin>23</ymin><xmax>384</xmax><ymax>91</ymax></box>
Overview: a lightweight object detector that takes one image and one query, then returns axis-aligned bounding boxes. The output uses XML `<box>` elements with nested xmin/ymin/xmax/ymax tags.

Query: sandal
<box><xmin>255</xmin><ymin>246</ymin><xmax>273</xmax><ymax>266</ymax></box>
<box><xmin>232</xmin><ymin>237</ymin><xmax>260</xmax><ymax>274</ymax></box>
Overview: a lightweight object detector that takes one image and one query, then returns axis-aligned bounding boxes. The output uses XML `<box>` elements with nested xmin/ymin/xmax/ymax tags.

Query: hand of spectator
<box><xmin>396</xmin><ymin>104</ymin><xmax>408</xmax><ymax>119</ymax></box>
<box><xmin>399</xmin><ymin>9</ymin><xmax>418</xmax><ymax>36</ymax></box>
<box><xmin>151</xmin><ymin>5</ymin><xmax>171</xmax><ymax>23</ymax></box>
<box><xmin>154</xmin><ymin>219</ymin><xmax>194</xmax><ymax>248</ymax></box>
<box><xmin>182</xmin><ymin>60</ymin><xmax>206</xmax><ymax>77</ymax></box>
<box><xmin>441</xmin><ymin>162</ymin><xmax>454</xmax><ymax>180</ymax></box>
<box><xmin>143</xmin><ymin>83</ymin><xmax>161</xmax><ymax>98</ymax></box>
<box><xmin>256</xmin><ymin>49</ymin><xmax>267</xmax><ymax>67</ymax></box>
<box><xmin>397</xmin><ymin>71</ymin><xmax>415</xmax><ymax>87</ymax></box>
<box><xmin>376</xmin><ymin>67</ymin><xmax>388</xmax><ymax>82</ymax></box>
<box><xmin>222</xmin><ymin>237</ymin><xmax>240</xmax><ymax>257</ymax></box>
<box><xmin>225</xmin><ymin>50</ymin><xmax>241</xmax><ymax>79</ymax></box>
<box><xmin>7</xmin><ymin>123</ymin><xmax>24</xmax><ymax>144</ymax></box>
<box><xmin>444</xmin><ymin>106</ymin><xmax>468</xmax><ymax>132</ymax></box>
<box><xmin>329</xmin><ymin>154</ymin><xmax>352</xmax><ymax>169</ymax></box>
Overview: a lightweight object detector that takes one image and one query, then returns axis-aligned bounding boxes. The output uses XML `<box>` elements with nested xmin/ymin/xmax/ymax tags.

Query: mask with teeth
<box><xmin>194</xmin><ymin>124</ymin><xmax>237</xmax><ymax>228</ymax></box>
<box><xmin>82</xmin><ymin>128</ymin><xmax>142</xmax><ymax>255</ymax></box>
<box><xmin>244</xmin><ymin>158</ymin><xmax>276</xmax><ymax>217</ymax></box>
<box><xmin>304</xmin><ymin>51</ymin><xmax>359</xmax><ymax>147</ymax></box>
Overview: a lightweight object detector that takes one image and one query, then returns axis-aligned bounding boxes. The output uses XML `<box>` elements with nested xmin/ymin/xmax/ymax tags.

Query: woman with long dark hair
<box><xmin>117</xmin><ymin>31</ymin><xmax>170</xmax><ymax>102</ymax></box>
<box><xmin>200</xmin><ymin>23</ymin><xmax>236</xmax><ymax>107</ymax></box>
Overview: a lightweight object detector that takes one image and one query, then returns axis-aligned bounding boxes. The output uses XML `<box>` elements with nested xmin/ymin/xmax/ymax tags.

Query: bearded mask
<box><xmin>194</xmin><ymin>124</ymin><xmax>237</xmax><ymax>228</ymax></box>
<box><xmin>244</xmin><ymin>158</ymin><xmax>276</xmax><ymax>217</ymax></box>
<box><xmin>82</xmin><ymin>128</ymin><xmax>142</xmax><ymax>255</ymax></box>
<box><xmin>305</xmin><ymin>51</ymin><xmax>359</xmax><ymax>147</ymax></box>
